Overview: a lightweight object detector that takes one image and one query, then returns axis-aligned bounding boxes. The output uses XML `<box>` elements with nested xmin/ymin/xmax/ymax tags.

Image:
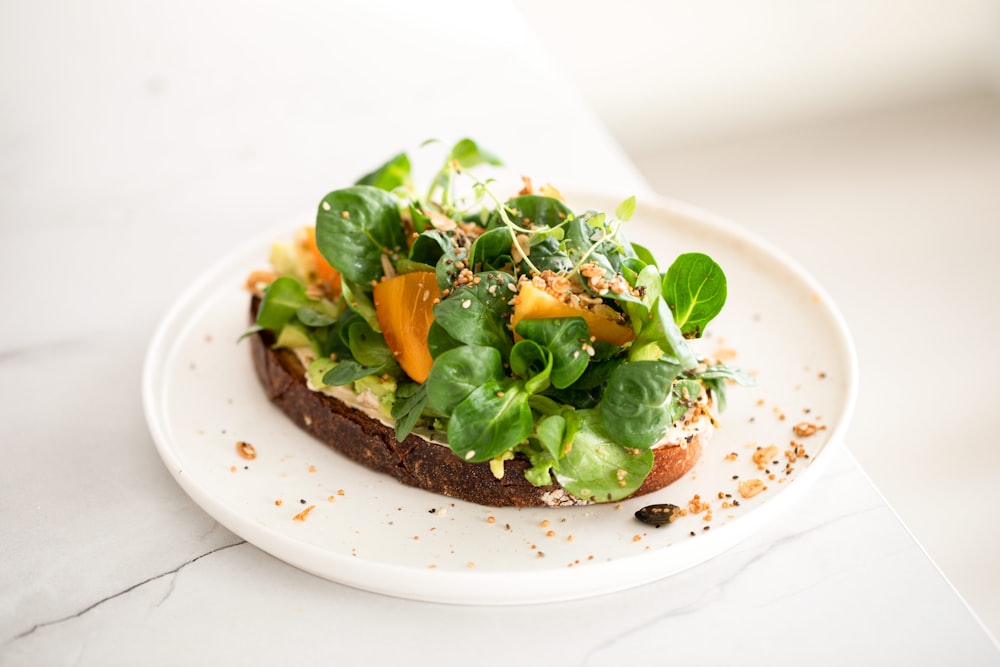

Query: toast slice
<box><xmin>250</xmin><ymin>305</ymin><xmax>713</xmax><ymax>508</ymax></box>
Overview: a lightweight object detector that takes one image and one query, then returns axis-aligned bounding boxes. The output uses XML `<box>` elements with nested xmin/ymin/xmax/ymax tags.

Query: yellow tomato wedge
<box><xmin>373</xmin><ymin>271</ymin><xmax>440</xmax><ymax>383</ymax></box>
<box><xmin>304</xmin><ymin>227</ymin><xmax>342</xmax><ymax>295</ymax></box>
<box><xmin>511</xmin><ymin>282</ymin><xmax>635</xmax><ymax>347</ymax></box>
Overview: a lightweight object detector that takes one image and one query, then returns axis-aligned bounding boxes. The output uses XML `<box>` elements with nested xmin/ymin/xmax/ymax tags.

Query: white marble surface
<box><xmin>1</xmin><ymin>1</ymin><xmax>997</xmax><ymax>664</ymax></box>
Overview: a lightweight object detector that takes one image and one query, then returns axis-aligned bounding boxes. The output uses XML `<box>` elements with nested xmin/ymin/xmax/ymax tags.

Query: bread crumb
<box><xmin>687</xmin><ymin>494</ymin><xmax>710</xmax><ymax>515</ymax></box>
<box><xmin>738</xmin><ymin>479</ymin><xmax>767</xmax><ymax>498</ymax></box>
<box><xmin>752</xmin><ymin>445</ymin><xmax>779</xmax><ymax>470</ymax></box>
<box><xmin>793</xmin><ymin>422</ymin><xmax>826</xmax><ymax>437</ymax></box>
<box><xmin>293</xmin><ymin>505</ymin><xmax>316</xmax><ymax>521</ymax></box>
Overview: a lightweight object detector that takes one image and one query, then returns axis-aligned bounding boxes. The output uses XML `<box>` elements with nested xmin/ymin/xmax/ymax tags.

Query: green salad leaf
<box><xmin>316</xmin><ymin>185</ymin><xmax>406</xmax><ymax>285</ymax></box>
<box><xmin>248</xmin><ymin>138</ymin><xmax>752</xmax><ymax>505</ymax></box>
<box><xmin>663</xmin><ymin>252</ymin><xmax>727</xmax><ymax>339</ymax></box>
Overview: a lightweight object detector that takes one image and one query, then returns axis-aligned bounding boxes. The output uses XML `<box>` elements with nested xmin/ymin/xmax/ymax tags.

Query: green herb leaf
<box><xmin>409</xmin><ymin>229</ymin><xmax>452</xmax><ymax>267</ymax></box>
<box><xmin>323</xmin><ymin>359</ymin><xmax>386</xmax><ymax>386</ymax></box>
<box><xmin>469</xmin><ymin>226</ymin><xmax>514</xmax><ymax>271</ymax></box>
<box><xmin>346</xmin><ymin>318</ymin><xmax>395</xmax><ymax>369</ymax></box>
<box><xmin>522</xmin><ymin>234</ymin><xmax>573</xmax><ymax>274</ymax></box>
<box><xmin>424</xmin><ymin>345</ymin><xmax>505</xmax><ymax>414</ymax></box>
<box><xmin>496</xmin><ymin>195</ymin><xmax>573</xmax><ymax>230</ymax></box>
<box><xmin>354</xmin><ymin>152</ymin><xmax>412</xmax><ymax>192</ymax></box>
<box><xmin>426</xmin><ymin>320</ymin><xmax>463</xmax><ymax>359</ymax></box>
<box><xmin>432</xmin><ymin>271</ymin><xmax>516</xmax><ymax>358</ymax></box>
<box><xmin>256</xmin><ymin>276</ymin><xmax>339</xmax><ymax>332</ymax></box>
<box><xmin>615</xmin><ymin>195</ymin><xmax>636</xmax><ymax>222</ymax></box>
<box><xmin>391</xmin><ymin>381</ymin><xmax>429</xmax><ymax>441</ymax></box>
<box><xmin>663</xmin><ymin>252</ymin><xmax>727</xmax><ymax>339</ymax></box>
<box><xmin>316</xmin><ymin>185</ymin><xmax>406</xmax><ymax>285</ymax></box>
<box><xmin>514</xmin><ymin>317</ymin><xmax>590</xmax><ymax>389</ymax></box>
<box><xmin>554</xmin><ymin>410</ymin><xmax>654</xmax><ymax>502</ymax></box>
<box><xmin>449</xmin><ymin>138</ymin><xmax>503</xmax><ymax>170</ymax></box>
<box><xmin>446</xmin><ymin>380</ymin><xmax>533</xmax><ymax>462</ymax></box>
<box><xmin>630</xmin><ymin>297</ymin><xmax>697</xmax><ymax>367</ymax></box>
<box><xmin>340</xmin><ymin>279</ymin><xmax>381</xmax><ymax>333</ymax></box>
<box><xmin>598</xmin><ymin>360</ymin><xmax>682</xmax><ymax>449</ymax></box>
<box><xmin>535</xmin><ymin>414</ymin><xmax>568</xmax><ymax>460</ymax></box>
<box><xmin>509</xmin><ymin>339</ymin><xmax>553</xmax><ymax>395</ymax></box>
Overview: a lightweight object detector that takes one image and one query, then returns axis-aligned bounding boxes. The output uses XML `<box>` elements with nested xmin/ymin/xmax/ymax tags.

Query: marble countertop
<box><xmin>1</xmin><ymin>1</ymin><xmax>997</xmax><ymax>664</ymax></box>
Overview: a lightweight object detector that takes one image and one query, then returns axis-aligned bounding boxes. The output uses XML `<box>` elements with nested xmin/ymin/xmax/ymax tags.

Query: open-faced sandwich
<box><xmin>245</xmin><ymin>139</ymin><xmax>751</xmax><ymax>508</ymax></box>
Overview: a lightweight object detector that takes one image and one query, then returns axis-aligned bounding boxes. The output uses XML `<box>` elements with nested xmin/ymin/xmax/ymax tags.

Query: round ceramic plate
<box><xmin>142</xmin><ymin>191</ymin><xmax>857</xmax><ymax>605</ymax></box>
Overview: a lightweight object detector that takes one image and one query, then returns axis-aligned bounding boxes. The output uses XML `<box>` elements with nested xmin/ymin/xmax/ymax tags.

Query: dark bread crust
<box><xmin>250</xmin><ymin>302</ymin><xmax>709</xmax><ymax>507</ymax></box>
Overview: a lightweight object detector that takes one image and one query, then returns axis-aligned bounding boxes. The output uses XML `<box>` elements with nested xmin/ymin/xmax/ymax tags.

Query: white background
<box><xmin>514</xmin><ymin>0</ymin><xmax>1000</xmax><ymax>638</ymax></box>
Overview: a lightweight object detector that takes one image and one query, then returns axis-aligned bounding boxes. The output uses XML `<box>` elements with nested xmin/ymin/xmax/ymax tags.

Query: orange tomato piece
<box><xmin>304</xmin><ymin>227</ymin><xmax>342</xmax><ymax>295</ymax></box>
<box><xmin>373</xmin><ymin>271</ymin><xmax>440</xmax><ymax>383</ymax></box>
<box><xmin>511</xmin><ymin>282</ymin><xmax>635</xmax><ymax>347</ymax></box>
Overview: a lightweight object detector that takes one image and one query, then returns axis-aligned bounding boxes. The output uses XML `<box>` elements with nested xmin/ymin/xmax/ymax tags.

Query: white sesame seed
<box><xmin>465</xmin><ymin>450</ymin><xmax>476</xmax><ymax>460</ymax></box>
<box><xmin>462</xmin><ymin>299</ymin><xmax>472</xmax><ymax>309</ymax></box>
<box><xmin>422</xmin><ymin>290</ymin><xmax>430</xmax><ymax>301</ymax></box>
<box><xmin>322</xmin><ymin>201</ymin><xmax>331</xmax><ymax>211</ymax></box>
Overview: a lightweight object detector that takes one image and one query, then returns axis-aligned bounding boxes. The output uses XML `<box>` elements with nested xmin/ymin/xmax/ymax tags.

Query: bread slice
<box><xmin>249</xmin><ymin>310</ymin><xmax>713</xmax><ymax>508</ymax></box>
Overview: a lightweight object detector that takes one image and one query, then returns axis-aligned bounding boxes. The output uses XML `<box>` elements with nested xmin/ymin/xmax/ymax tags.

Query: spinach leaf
<box><xmin>340</xmin><ymin>279</ymin><xmax>381</xmax><ymax>333</ymax></box>
<box><xmin>554</xmin><ymin>410</ymin><xmax>653</xmax><ymax>502</ymax></box>
<box><xmin>563</xmin><ymin>213</ymin><xmax>619</xmax><ymax>272</ymax></box>
<box><xmin>514</xmin><ymin>317</ymin><xmax>590</xmax><ymax>389</ymax></box>
<box><xmin>323</xmin><ymin>317</ymin><xmax>398</xmax><ymax>386</ymax></box>
<box><xmin>426</xmin><ymin>320</ymin><xmax>462</xmax><ymax>359</ymax></box>
<box><xmin>509</xmin><ymin>339</ymin><xmax>553</xmax><ymax>395</ymax></box>
<box><xmin>347</xmin><ymin>318</ymin><xmax>394</xmax><ymax>369</ymax></box>
<box><xmin>256</xmin><ymin>276</ymin><xmax>338</xmax><ymax>332</ymax></box>
<box><xmin>354</xmin><ymin>152</ymin><xmax>412</xmax><ymax>192</ymax></box>
<box><xmin>316</xmin><ymin>185</ymin><xmax>406</xmax><ymax>285</ymax></box>
<box><xmin>535</xmin><ymin>414</ymin><xmax>568</xmax><ymax>460</ymax></box>
<box><xmin>469</xmin><ymin>226</ymin><xmax>513</xmax><ymax>271</ymax></box>
<box><xmin>409</xmin><ymin>202</ymin><xmax>431</xmax><ymax>234</ymax></box>
<box><xmin>449</xmin><ymin>138</ymin><xmax>503</xmax><ymax>169</ymax></box>
<box><xmin>434</xmin><ymin>244</ymin><xmax>468</xmax><ymax>293</ymax></box>
<box><xmin>424</xmin><ymin>345</ymin><xmax>505</xmax><ymax>414</ymax></box>
<box><xmin>446</xmin><ymin>380</ymin><xmax>533</xmax><ymax>462</ymax></box>
<box><xmin>409</xmin><ymin>229</ymin><xmax>452</xmax><ymax>266</ymax></box>
<box><xmin>598</xmin><ymin>360</ymin><xmax>682</xmax><ymax>449</ymax></box>
<box><xmin>497</xmin><ymin>195</ymin><xmax>573</xmax><ymax>230</ymax></box>
<box><xmin>663</xmin><ymin>252</ymin><xmax>727</xmax><ymax>339</ymax></box>
<box><xmin>322</xmin><ymin>360</ymin><xmax>381</xmax><ymax>386</ymax></box>
<box><xmin>630</xmin><ymin>297</ymin><xmax>697</xmax><ymax>368</ymax></box>
<box><xmin>630</xmin><ymin>241</ymin><xmax>658</xmax><ymax>269</ymax></box>
<box><xmin>391</xmin><ymin>381</ymin><xmax>428</xmax><ymax>441</ymax></box>
<box><xmin>523</xmin><ymin>234</ymin><xmax>573</xmax><ymax>274</ymax></box>
<box><xmin>432</xmin><ymin>271</ymin><xmax>516</xmax><ymax>358</ymax></box>
<box><xmin>622</xmin><ymin>263</ymin><xmax>663</xmax><ymax>332</ymax></box>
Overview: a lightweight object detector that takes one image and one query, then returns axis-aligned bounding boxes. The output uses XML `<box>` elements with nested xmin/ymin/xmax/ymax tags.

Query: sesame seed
<box><xmin>321</xmin><ymin>201</ymin><xmax>331</xmax><ymax>211</ymax></box>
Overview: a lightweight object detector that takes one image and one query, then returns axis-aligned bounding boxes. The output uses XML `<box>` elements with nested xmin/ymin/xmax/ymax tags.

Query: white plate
<box><xmin>142</xmin><ymin>191</ymin><xmax>857</xmax><ymax>605</ymax></box>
